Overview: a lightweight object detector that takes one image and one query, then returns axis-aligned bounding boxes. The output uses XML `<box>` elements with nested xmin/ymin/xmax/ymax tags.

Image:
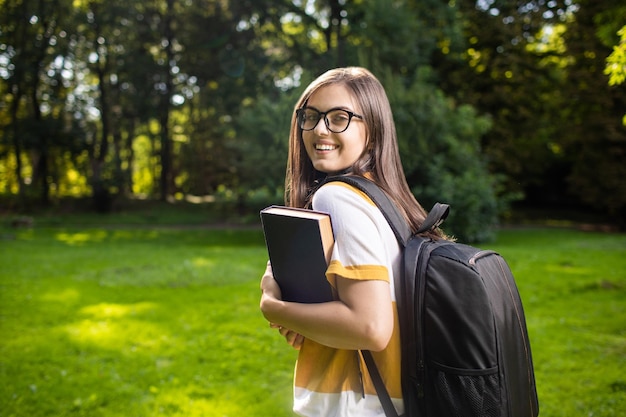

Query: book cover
<box><xmin>260</xmin><ymin>206</ymin><xmax>335</xmax><ymax>303</ymax></box>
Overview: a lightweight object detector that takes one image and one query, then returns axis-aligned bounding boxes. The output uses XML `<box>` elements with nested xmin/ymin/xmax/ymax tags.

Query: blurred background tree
<box><xmin>1</xmin><ymin>0</ymin><xmax>624</xmax><ymax>240</ymax></box>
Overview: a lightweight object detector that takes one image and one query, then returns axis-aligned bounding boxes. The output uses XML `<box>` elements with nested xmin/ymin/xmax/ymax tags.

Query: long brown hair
<box><xmin>285</xmin><ymin>67</ymin><xmax>443</xmax><ymax>238</ymax></box>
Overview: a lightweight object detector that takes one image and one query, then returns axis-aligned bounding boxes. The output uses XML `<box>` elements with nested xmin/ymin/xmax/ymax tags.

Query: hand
<box><xmin>260</xmin><ymin>262</ymin><xmax>303</xmax><ymax>349</ymax></box>
<box><xmin>270</xmin><ymin>323</ymin><xmax>304</xmax><ymax>350</ymax></box>
<box><xmin>259</xmin><ymin>261</ymin><xmax>282</xmax><ymax>323</ymax></box>
<box><xmin>260</xmin><ymin>261</ymin><xmax>282</xmax><ymax>301</ymax></box>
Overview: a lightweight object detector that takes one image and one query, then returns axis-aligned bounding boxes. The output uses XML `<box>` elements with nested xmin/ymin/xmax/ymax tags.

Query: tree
<box><xmin>1</xmin><ymin>0</ymin><xmax>570</xmax><ymax>236</ymax></box>
<box><xmin>604</xmin><ymin>25</ymin><xmax>626</xmax><ymax>124</ymax></box>
<box><xmin>435</xmin><ymin>0</ymin><xmax>575</xmax><ymax>201</ymax></box>
<box><xmin>0</xmin><ymin>0</ymin><xmax>80</xmax><ymax>206</ymax></box>
<box><xmin>432</xmin><ymin>1</ymin><xmax>626</xmax><ymax>226</ymax></box>
<box><xmin>561</xmin><ymin>0</ymin><xmax>626</xmax><ymax>225</ymax></box>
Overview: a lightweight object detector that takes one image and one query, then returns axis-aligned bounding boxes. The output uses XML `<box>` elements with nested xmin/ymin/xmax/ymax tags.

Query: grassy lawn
<box><xmin>1</xmin><ymin>218</ymin><xmax>625</xmax><ymax>416</ymax></box>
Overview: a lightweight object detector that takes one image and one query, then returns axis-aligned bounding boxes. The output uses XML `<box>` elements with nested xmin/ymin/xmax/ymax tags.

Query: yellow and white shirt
<box><xmin>293</xmin><ymin>181</ymin><xmax>404</xmax><ymax>417</ymax></box>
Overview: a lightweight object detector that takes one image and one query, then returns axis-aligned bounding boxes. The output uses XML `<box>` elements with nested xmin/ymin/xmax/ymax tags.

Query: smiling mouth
<box><xmin>315</xmin><ymin>144</ymin><xmax>338</xmax><ymax>151</ymax></box>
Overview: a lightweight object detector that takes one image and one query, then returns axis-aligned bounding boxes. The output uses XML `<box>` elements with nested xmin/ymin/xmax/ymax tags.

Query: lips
<box><xmin>315</xmin><ymin>143</ymin><xmax>338</xmax><ymax>151</ymax></box>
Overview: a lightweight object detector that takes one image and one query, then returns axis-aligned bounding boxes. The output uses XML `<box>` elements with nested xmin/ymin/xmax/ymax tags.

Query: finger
<box><xmin>284</xmin><ymin>329</ymin><xmax>303</xmax><ymax>347</ymax></box>
<box><xmin>292</xmin><ymin>333</ymin><xmax>304</xmax><ymax>350</ymax></box>
<box><xmin>284</xmin><ymin>330</ymin><xmax>296</xmax><ymax>344</ymax></box>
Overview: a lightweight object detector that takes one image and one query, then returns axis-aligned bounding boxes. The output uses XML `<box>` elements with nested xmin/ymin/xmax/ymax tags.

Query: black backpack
<box><xmin>326</xmin><ymin>176</ymin><xmax>539</xmax><ymax>417</ymax></box>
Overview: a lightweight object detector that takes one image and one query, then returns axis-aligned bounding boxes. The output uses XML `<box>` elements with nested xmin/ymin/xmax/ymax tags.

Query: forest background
<box><xmin>1</xmin><ymin>0</ymin><xmax>625</xmax><ymax>242</ymax></box>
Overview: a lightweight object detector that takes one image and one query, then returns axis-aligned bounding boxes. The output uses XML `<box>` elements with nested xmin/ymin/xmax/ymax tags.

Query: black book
<box><xmin>260</xmin><ymin>206</ymin><xmax>335</xmax><ymax>303</ymax></box>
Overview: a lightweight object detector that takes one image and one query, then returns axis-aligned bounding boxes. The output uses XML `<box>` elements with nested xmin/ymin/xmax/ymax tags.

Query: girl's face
<box><xmin>301</xmin><ymin>84</ymin><xmax>367</xmax><ymax>175</ymax></box>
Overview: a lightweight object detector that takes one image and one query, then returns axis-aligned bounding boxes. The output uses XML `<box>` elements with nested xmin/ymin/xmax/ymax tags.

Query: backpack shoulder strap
<box><xmin>361</xmin><ymin>350</ymin><xmax>401</xmax><ymax>417</ymax></box>
<box><xmin>323</xmin><ymin>175</ymin><xmax>412</xmax><ymax>246</ymax></box>
<box><xmin>324</xmin><ymin>175</ymin><xmax>449</xmax><ymax>240</ymax></box>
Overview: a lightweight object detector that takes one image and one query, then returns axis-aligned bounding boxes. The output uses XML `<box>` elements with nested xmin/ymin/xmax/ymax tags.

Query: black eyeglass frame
<box><xmin>295</xmin><ymin>107</ymin><xmax>364</xmax><ymax>133</ymax></box>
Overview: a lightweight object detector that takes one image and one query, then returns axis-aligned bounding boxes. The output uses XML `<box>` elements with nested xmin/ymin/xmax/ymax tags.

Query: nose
<box><xmin>312</xmin><ymin>116</ymin><xmax>330</xmax><ymax>135</ymax></box>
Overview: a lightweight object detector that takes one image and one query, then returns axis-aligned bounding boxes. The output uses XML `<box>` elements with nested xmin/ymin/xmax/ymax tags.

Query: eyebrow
<box><xmin>304</xmin><ymin>105</ymin><xmax>358</xmax><ymax>114</ymax></box>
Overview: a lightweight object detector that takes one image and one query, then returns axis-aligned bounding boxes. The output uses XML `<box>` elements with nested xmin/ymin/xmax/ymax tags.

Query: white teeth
<box><xmin>315</xmin><ymin>144</ymin><xmax>337</xmax><ymax>151</ymax></box>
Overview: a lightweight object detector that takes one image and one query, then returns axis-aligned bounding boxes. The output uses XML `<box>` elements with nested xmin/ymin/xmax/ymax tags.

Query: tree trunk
<box><xmin>159</xmin><ymin>0</ymin><xmax>175</xmax><ymax>201</ymax></box>
<box><xmin>9</xmin><ymin>85</ymin><xmax>25</xmax><ymax>202</ymax></box>
<box><xmin>30</xmin><ymin>68</ymin><xmax>49</xmax><ymax>207</ymax></box>
<box><xmin>91</xmin><ymin>12</ymin><xmax>113</xmax><ymax>212</ymax></box>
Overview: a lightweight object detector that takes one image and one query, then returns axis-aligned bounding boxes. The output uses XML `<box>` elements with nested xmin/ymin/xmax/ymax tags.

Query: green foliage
<box><xmin>1</xmin><ymin>0</ymin><xmax>625</xmax><ymax>229</ymax></box>
<box><xmin>439</xmin><ymin>0</ymin><xmax>626</xmax><ymax>226</ymax></box>
<box><xmin>560</xmin><ymin>1</ymin><xmax>626</xmax><ymax>224</ymax></box>
<box><xmin>605</xmin><ymin>25</ymin><xmax>626</xmax><ymax>126</ymax></box>
<box><xmin>0</xmin><ymin>221</ymin><xmax>625</xmax><ymax>416</ymax></box>
<box><xmin>220</xmin><ymin>79</ymin><xmax>310</xmax><ymax>212</ymax></box>
<box><xmin>232</xmin><ymin>85</ymin><xmax>304</xmax><ymax>195</ymax></box>
<box><xmin>383</xmin><ymin>68</ymin><xmax>504</xmax><ymax>242</ymax></box>
<box><xmin>605</xmin><ymin>26</ymin><xmax>626</xmax><ymax>86</ymax></box>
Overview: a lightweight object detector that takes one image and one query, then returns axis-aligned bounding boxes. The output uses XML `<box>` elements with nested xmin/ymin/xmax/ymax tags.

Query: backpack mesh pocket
<box><xmin>427</xmin><ymin>363</ymin><xmax>501</xmax><ymax>417</ymax></box>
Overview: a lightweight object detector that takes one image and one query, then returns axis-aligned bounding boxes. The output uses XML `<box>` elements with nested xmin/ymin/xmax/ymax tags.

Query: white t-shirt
<box><xmin>292</xmin><ymin>181</ymin><xmax>404</xmax><ymax>417</ymax></box>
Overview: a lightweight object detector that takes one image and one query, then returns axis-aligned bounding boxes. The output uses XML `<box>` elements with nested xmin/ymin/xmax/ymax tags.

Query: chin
<box><xmin>313</xmin><ymin>163</ymin><xmax>350</xmax><ymax>175</ymax></box>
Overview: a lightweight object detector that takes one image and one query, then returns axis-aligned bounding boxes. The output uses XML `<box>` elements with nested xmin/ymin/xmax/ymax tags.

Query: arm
<box><xmin>260</xmin><ymin>183</ymin><xmax>395</xmax><ymax>351</ymax></box>
<box><xmin>260</xmin><ymin>262</ymin><xmax>393</xmax><ymax>352</ymax></box>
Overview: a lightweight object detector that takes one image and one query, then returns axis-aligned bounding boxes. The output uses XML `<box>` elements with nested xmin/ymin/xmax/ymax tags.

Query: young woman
<box><xmin>260</xmin><ymin>67</ymin><xmax>443</xmax><ymax>416</ymax></box>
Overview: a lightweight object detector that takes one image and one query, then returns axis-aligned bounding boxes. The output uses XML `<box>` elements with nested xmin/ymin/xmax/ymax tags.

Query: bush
<box><xmin>384</xmin><ymin>67</ymin><xmax>508</xmax><ymax>242</ymax></box>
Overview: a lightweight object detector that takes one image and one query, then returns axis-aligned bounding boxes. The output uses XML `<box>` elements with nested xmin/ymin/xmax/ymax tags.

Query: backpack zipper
<box><xmin>414</xmin><ymin>241</ymin><xmax>439</xmax><ymax>403</ymax></box>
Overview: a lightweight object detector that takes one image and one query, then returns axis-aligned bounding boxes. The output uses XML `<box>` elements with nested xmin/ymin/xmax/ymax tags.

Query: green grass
<box><xmin>0</xmin><ymin>225</ymin><xmax>297</xmax><ymax>416</ymax></box>
<box><xmin>494</xmin><ymin>228</ymin><xmax>626</xmax><ymax>416</ymax></box>
<box><xmin>1</xmin><ymin>224</ymin><xmax>625</xmax><ymax>416</ymax></box>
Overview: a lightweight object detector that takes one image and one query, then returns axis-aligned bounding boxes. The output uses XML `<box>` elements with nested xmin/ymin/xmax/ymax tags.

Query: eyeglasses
<box><xmin>296</xmin><ymin>107</ymin><xmax>363</xmax><ymax>133</ymax></box>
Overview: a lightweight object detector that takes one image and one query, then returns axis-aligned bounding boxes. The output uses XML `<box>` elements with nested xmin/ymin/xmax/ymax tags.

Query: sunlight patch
<box><xmin>79</xmin><ymin>302</ymin><xmax>157</xmax><ymax>319</ymax></box>
<box><xmin>64</xmin><ymin>319</ymin><xmax>169</xmax><ymax>351</ymax></box>
<box><xmin>63</xmin><ymin>302</ymin><xmax>169</xmax><ymax>352</ymax></box>
<box><xmin>55</xmin><ymin>230</ymin><xmax>108</xmax><ymax>245</ymax></box>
